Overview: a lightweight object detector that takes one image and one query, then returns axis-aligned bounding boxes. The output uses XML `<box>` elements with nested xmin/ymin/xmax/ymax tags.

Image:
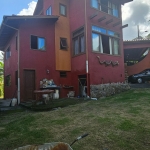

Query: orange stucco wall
<box><xmin>126</xmin><ymin>51</ymin><xmax>150</xmax><ymax>76</ymax></box>
<box><xmin>54</xmin><ymin>0</ymin><xmax>71</xmax><ymax>71</ymax></box>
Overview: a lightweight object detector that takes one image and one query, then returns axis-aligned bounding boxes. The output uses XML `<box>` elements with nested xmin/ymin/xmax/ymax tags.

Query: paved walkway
<box><xmin>130</xmin><ymin>83</ymin><xmax>150</xmax><ymax>88</ymax></box>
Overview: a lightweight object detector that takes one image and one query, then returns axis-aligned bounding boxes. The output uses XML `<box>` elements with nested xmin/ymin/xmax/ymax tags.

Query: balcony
<box><xmin>91</xmin><ymin>0</ymin><xmax>119</xmax><ymax>18</ymax></box>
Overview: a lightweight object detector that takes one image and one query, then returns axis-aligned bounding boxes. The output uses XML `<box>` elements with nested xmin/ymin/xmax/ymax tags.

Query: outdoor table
<box><xmin>34</xmin><ymin>90</ymin><xmax>54</xmax><ymax>104</ymax></box>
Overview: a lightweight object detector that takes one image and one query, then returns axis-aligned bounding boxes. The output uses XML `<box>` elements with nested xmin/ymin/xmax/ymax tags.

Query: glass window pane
<box><xmin>6</xmin><ymin>47</ymin><xmax>11</xmax><ymax>59</ymax></box>
<box><xmin>112</xmin><ymin>4</ymin><xmax>118</xmax><ymax>17</ymax></box>
<box><xmin>91</xmin><ymin>0</ymin><xmax>98</xmax><ymax>9</ymax></box>
<box><xmin>92</xmin><ymin>26</ymin><xmax>106</xmax><ymax>34</ymax></box>
<box><xmin>109</xmin><ymin>37</ymin><xmax>113</xmax><ymax>55</ymax></box>
<box><xmin>60</xmin><ymin>5</ymin><xmax>66</xmax><ymax>15</ymax></box>
<box><xmin>114</xmin><ymin>39</ymin><xmax>119</xmax><ymax>55</ymax></box>
<box><xmin>92</xmin><ymin>33</ymin><xmax>100</xmax><ymax>52</ymax></box>
<box><xmin>108</xmin><ymin>30</ymin><xmax>119</xmax><ymax>37</ymax></box>
<box><xmin>80</xmin><ymin>36</ymin><xmax>85</xmax><ymax>53</ymax></box>
<box><xmin>108</xmin><ymin>1</ymin><xmax>112</xmax><ymax>15</ymax></box>
<box><xmin>46</xmin><ymin>7</ymin><xmax>52</xmax><ymax>15</ymax></box>
<box><xmin>38</xmin><ymin>38</ymin><xmax>45</xmax><ymax>50</ymax></box>
<box><xmin>74</xmin><ymin>39</ymin><xmax>79</xmax><ymax>55</ymax></box>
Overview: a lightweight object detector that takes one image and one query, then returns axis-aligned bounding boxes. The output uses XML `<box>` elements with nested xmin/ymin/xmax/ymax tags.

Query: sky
<box><xmin>0</xmin><ymin>0</ymin><xmax>150</xmax><ymax>40</ymax></box>
<box><xmin>122</xmin><ymin>0</ymin><xmax>150</xmax><ymax>40</ymax></box>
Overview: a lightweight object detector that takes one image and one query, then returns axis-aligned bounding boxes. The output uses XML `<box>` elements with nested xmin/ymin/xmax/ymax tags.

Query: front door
<box><xmin>24</xmin><ymin>70</ymin><xmax>35</xmax><ymax>100</ymax></box>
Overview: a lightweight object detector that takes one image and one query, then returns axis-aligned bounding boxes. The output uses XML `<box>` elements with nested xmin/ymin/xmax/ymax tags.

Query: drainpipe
<box><xmin>2</xmin><ymin>23</ymin><xmax>20</xmax><ymax>104</ymax></box>
<box><xmin>84</xmin><ymin>0</ymin><xmax>90</xmax><ymax>97</ymax></box>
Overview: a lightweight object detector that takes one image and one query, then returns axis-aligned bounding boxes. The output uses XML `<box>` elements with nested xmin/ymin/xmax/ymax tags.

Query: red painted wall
<box><xmin>19</xmin><ymin>19</ymin><xmax>56</xmax><ymax>101</ymax></box>
<box><xmin>86</xmin><ymin>0</ymin><xmax>125</xmax><ymax>84</ymax></box>
<box><xmin>69</xmin><ymin>0</ymin><xmax>125</xmax><ymax>96</ymax></box>
<box><xmin>4</xmin><ymin>32</ymin><xmax>18</xmax><ymax>99</ymax></box>
<box><xmin>69</xmin><ymin>0</ymin><xmax>87</xmax><ymax>96</ymax></box>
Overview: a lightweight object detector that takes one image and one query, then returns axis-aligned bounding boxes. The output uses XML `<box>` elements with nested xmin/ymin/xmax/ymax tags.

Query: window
<box><xmin>31</xmin><ymin>35</ymin><xmax>45</xmax><ymax>50</ymax></box>
<box><xmin>5</xmin><ymin>75</ymin><xmax>11</xmax><ymax>86</ymax></box>
<box><xmin>60</xmin><ymin>38</ymin><xmax>68</xmax><ymax>50</ymax></box>
<box><xmin>91</xmin><ymin>0</ymin><xmax>119</xmax><ymax>18</ymax></box>
<box><xmin>59</xmin><ymin>4</ymin><xmax>67</xmax><ymax>16</ymax></box>
<box><xmin>60</xmin><ymin>72</ymin><xmax>67</xmax><ymax>78</ymax></box>
<box><xmin>6</xmin><ymin>47</ymin><xmax>11</xmax><ymax>60</ymax></box>
<box><xmin>92</xmin><ymin>25</ymin><xmax>119</xmax><ymax>55</ymax></box>
<box><xmin>46</xmin><ymin>6</ymin><xmax>52</xmax><ymax>15</ymax></box>
<box><xmin>73</xmin><ymin>27</ymin><xmax>85</xmax><ymax>55</ymax></box>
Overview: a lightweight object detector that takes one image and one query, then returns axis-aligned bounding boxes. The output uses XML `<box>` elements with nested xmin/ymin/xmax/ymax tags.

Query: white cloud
<box><xmin>122</xmin><ymin>4</ymin><xmax>132</xmax><ymax>21</ymax></box>
<box><xmin>122</xmin><ymin>0</ymin><xmax>150</xmax><ymax>40</ymax></box>
<box><xmin>18</xmin><ymin>1</ymin><xmax>37</xmax><ymax>15</ymax></box>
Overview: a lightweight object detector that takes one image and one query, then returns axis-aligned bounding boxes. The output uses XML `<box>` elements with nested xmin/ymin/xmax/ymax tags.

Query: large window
<box><xmin>59</xmin><ymin>4</ymin><xmax>67</xmax><ymax>16</ymax></box>
<box><xmin>92</xmin><ymin>25</ymin><xmax>119</xmax><ymax>55</ymax></box>
<box><xmin>5</xmin><ymin>47</ymin><xmax>11</xmax><ymax>60</ymax></box>
<box><xmin>91</xmin><ymin>0</ymin><xmax>119</xmax><ymax>17</ymax></box>
<box><xmin>5</xmin><ymin>75</ymin><xmax>11</xmax><ymax>86</ymax></box>
<box><xmin>31</xmin><ymin>35</ymin><xmax>45</xmax><ymax>50</ymax></box>
<box><xmin>46</xmin><ymin>6</ymin><xmax>52</xmax><ymax>15</ymax></box>
<box><xmin>73</xmin><ymin>27</ymin><xmax>85</xmax><ymax>55</ymax></box>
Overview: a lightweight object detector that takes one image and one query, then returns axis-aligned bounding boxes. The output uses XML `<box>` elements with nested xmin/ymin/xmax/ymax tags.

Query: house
<box><xmin>0</xmin><ymin>0</ymin><xmax>133</xmax><ymax>102</ymax></box>
<box><xmin>124</xmin><ymin>38</ymin><xmax>150</xmax><ymax>76</ymax></box>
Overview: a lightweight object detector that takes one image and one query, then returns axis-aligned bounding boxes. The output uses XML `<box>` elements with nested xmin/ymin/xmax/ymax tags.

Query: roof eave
<box><xmin>0</xmin><ymin>15</ymin><xmax>59</xmax><ymax>50</ymax></box>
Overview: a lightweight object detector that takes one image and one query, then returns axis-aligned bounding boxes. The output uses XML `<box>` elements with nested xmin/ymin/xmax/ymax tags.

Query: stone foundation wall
<box><xmin>90</xmin><ymin>83</ymin><xmax>130</xmax><ymax>98</ymax></box>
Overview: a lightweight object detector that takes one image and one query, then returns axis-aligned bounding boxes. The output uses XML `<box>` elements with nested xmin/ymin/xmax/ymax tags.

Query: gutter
<box><xmin>85</xmin><ymin>0</ymin><xmax>90</xmax><ymax>97</ymax></box>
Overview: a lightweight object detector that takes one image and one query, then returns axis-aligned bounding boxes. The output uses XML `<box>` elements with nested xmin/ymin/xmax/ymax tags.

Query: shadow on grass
<box><xmin>21</xmin><ymin>98</ymin><xmax>90</xmax><ymax>111</ymax></box>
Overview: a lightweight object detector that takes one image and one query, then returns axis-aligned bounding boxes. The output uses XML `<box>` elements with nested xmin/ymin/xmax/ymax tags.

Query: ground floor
<box><xmin>4</xmin><ymin>65</ymin><xmax>125</xmax><ymax>101</ymax></box>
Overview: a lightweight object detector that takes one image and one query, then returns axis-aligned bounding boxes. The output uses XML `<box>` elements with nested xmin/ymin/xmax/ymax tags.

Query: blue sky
<box><xmin>0</xmin><ymin>0</ymin><xmax>37</xmax><ymax>23</ymax></box>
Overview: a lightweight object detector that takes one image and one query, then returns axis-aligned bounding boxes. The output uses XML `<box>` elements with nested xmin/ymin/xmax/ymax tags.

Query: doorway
<box><xmin>24</xmin><ymin>70</ymin><xmax>35</xmax><ymax>100</ymax></box>
<box><xmin>78</xmin><ymin>75</ymin><xmax>87</xmax><ymax>97</ymax></box>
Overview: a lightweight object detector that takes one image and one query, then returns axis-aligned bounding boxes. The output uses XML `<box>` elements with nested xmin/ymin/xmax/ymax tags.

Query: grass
<box><xmin>0</xmin><ymin>89</ymin><xmax>150</xmax><ymax>150</ymax></box>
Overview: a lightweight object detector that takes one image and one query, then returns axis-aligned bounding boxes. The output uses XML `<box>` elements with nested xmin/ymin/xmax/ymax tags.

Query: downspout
<box><xmin>84</xmin><ymin>0</ymin><xmax>90</xmax><ymax>96</ymax></box>
<box><xmin>2</xmin><ymin>23</ymin><xmax>20</xmax><ymax>104</ymax></box>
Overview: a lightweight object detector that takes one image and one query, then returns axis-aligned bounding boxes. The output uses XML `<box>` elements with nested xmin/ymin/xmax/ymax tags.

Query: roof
<box><xmin>124</xmin><ymin>38</ymin><xmax>150</xmax><ymax>44</ymax></box>
<box><xmin>0</xmin><ymin>15</ymin><xmax>59</xmax><ymax>50</ymax></box>
<box><xmin>124</xmin><ymin>38</ymin><xmax>150</xmax><ymax>62</ymax></box>
<box><xmin>121</xmin><ymin>0</ymin><xmax>133</xmax><ymax>4</ymax></box>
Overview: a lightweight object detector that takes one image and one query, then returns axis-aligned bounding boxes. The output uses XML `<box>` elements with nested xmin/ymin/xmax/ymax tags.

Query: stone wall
<box><xmin>90</xmin><ymin>83</ymin><xmax>130</xmax><ymax>98</ymax></box>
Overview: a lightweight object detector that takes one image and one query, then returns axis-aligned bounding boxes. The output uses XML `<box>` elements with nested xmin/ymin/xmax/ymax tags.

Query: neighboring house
<box><xmin>124</xmin><ymin>39</ymin><xmax>150</xmax><ymax>76</ymax></box>
<box><xmin>0</xmin><ymin>0</ymin><xmax>132</xmax><ymax>102</ymax></box>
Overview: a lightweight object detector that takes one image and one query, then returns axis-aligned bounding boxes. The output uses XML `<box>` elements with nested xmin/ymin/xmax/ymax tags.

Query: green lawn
<box><xmin>0</xmin><ymin>89</ymin><xmax>150</xmax><ymax>150</ymax></box>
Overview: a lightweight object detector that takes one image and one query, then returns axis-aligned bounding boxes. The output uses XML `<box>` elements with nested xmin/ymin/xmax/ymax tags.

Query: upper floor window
<box><xmin>6</xmin><ymin>47</ymin><xmax>11</xmax><ymax>60</ymax></box>
<box><xmin>73</xmin><ymin>27</ymin><xmax>85</xmax><ymax>56</ymax></box>
<box><xmin>46</xmin><ymin>6</ymin><xmax>52</xmax><ymax>15</ymax></box>
<box><xmin>60</xmin><ymin>38</ymin><xmax>68</xmax><ymax>50</ymax></box>
<box><xmin>92</xmin><ymin>25</ymin><xmax>120</xmax><ymax>55</ymax></box>
<box><xmin>59</xmin><ymin>4</ymin><xmax>67</xmax><ymax>16</ymax></box>
<box><xmin>91</xmin><ymin>0</ymin><xmax>119</xmax><ymax>18</ymax></box>
<box><xmin>31</xmin><ymin>35</ymin><xmax>45</xmax><ymax>50</ymax></box>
